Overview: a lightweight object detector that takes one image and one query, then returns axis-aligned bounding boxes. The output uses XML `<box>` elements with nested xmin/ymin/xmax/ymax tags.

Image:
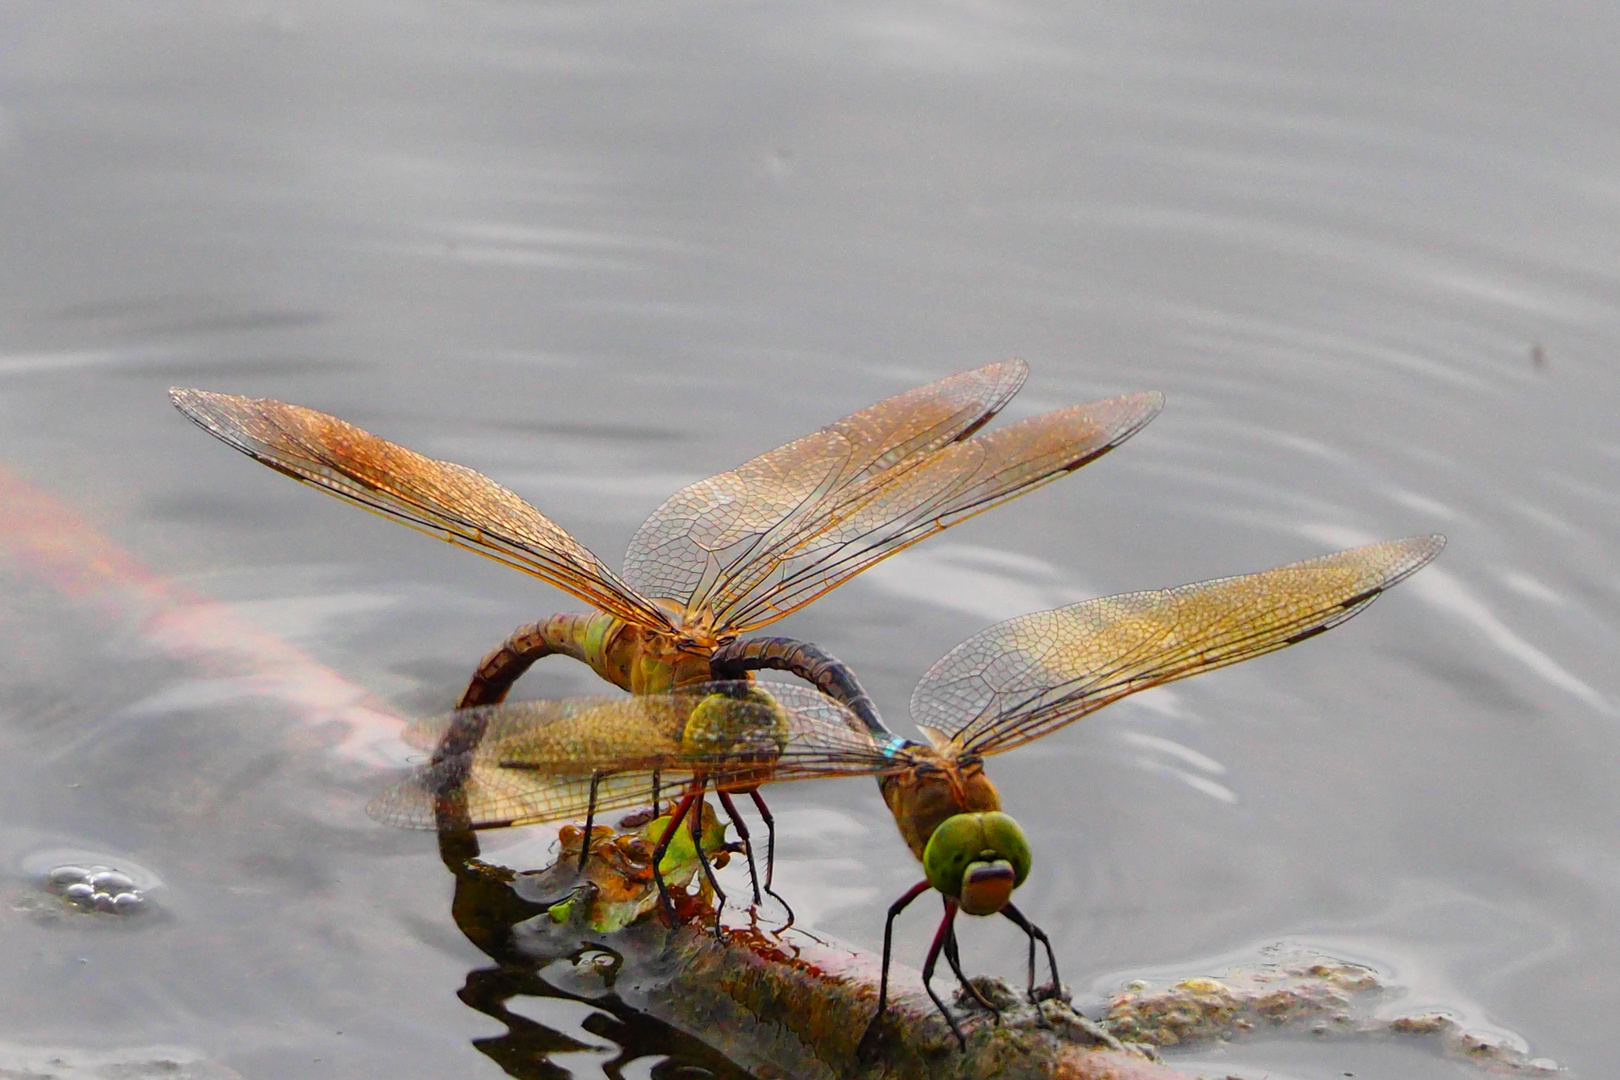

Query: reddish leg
<box><xmin>748</xmin><ymin>789</ymin><xmax>794</xmax><ymax>926</ymax></box>
<box><xmin>919</xmin><ymin>900</ymin><xmax>968</xmax><ymax>1050</ymax></box>
<box><xmin>687</xmin><ymin>787</ymin><xmax>728</xmax><ymax>936</ymax></box>
<box><xmin>648</xmin><ymin>787</ymin><xmax>701</xmax><ymax>927</ymax></box>
<box><xmin>715</xmin><ymin>791</ymin><xmax>762</xmax><ymax>905</ymax></box>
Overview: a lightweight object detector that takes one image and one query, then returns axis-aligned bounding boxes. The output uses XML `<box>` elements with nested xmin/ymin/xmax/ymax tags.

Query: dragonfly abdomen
<box><xmin>458</xmin><ymin>612</ymin><xmax>631</xmax><ymax>707</ymax></box>
<box><xmin>710</xmin><ymin>636</ymin><xmax>887</xmax><ymax>735</ymax></box>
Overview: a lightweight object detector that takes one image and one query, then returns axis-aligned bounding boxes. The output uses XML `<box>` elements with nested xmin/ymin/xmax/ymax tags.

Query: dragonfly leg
<box><xmin>748</xmin><ymin>789</ymin><xmax>795</xmax><ymax>927</ymax></box>
<box><xmin>577</xmin><ymin>773</ymin><xmax>602</xmax><ymax>875</ymax></box>
<box><xmin>688</xmin><ymin>793</ymin><xmax>728</xmax><ymax>936</ymax></box>
<box><xmin>648</xmin><ymin>788</ymin><xmax>700</xmax><ymax>928</ymax></box>
<box><xmin>651</xmin><ymin>770</ymin><xmax>661</xmax><ymax>819</ymax></box>
<box><xmin>1000</xmin><ymin>903</ymin><xmax>1063</xmax><ymax>1002</ymax></box>
<box><xmin>856</xmin><ymin>879</ymin><xmax>932</xmax><ymax>1062</ymax></box>
<box><xmin>942</xmin><ymin>916</ymin><xmax>1001</xmax><ymax>1020</ymax></box>
<box><xmin>920</xmin><ymin>900</ymin><xmax>968</xmax><ymax>1051</ymax></box>
<box><xmin>715</xmin><ymin>791</ymin><xmax>761</xmax><ymax>905</ymax></box>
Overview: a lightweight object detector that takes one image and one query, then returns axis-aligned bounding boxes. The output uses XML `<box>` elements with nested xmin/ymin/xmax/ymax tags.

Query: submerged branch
<box><xmin>448</xmin><ymin>815</ymin><xmax>1188</xmax><ymax>1080</ymax></box>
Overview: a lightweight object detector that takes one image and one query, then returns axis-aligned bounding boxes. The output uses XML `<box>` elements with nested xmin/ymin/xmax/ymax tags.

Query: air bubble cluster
<box><xmin>43</xmin><ymin>864</ymin><xmax>147</xmax><ymax>915</ymax></box>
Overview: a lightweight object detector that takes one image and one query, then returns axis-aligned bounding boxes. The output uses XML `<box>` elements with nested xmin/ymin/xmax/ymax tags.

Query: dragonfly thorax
<box><xmin>649</xmin><ymin>597</ymin><xmax>730</xmax><ymax>654</ymax></box>
<box><xmin>879</xmin><ymin>748</ymin><xmax>1002</xmax><ymax>861</ymax></box>
<box><xmin>922</xmin><ymin>811</ymin><xmax>1031</xmax><ymax>916</ymax></box>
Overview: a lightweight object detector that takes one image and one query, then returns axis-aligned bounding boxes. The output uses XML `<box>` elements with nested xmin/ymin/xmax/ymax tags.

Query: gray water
<box><xmin>2</xmin><ymin>2</ymin><xmax>1617</xmax><ymax>1077</ymax></box>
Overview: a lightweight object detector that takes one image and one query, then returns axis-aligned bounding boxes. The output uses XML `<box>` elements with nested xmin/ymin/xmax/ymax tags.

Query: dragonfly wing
<box><xmin>369</xmin><ymin>683</ymin><xmax>912</xmax><ymax>829</ymax></box>
<box><xmin>171</xmin><ymin>389</ymin><xmax>668</xmax><ymax>629</ymax></box>
<box><xmin>620</xmin><ymin>361</ymin><xmax>1029</xmax><ymax>613</ymax></box>
<box><xmin>911</xmin><ymin>535</ymin><xmax>1445</xmax><ymax>756</ymax></box>
<box><xmin>366</xmin><ymin>763</ymin><xmax>680</xmax><ymax>830</ymax></box>
<box><xmin>710</xmin><ymin>392</ymin><xmax>1163</xmax><ymax>633</ymax></box>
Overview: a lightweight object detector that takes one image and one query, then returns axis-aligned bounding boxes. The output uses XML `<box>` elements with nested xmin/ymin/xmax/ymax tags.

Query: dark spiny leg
<box><xmin>651</xmin><ymin>770</ymin><xmax>661</xmax><ymax>819</ymax></box>
<box><xmin>943</xmin><ymin>918</ymin><xmax>1001</xmax><ymax>1018</ymax></box>
<box><xmin>856</xmin><ymin>880</ymin><xmax>932</xmax><ymax>1062</ymax></box>
<box><xmin>648</xmin><ymin>789</ymin><xmax>700</xmax><ymax>927</ymax></box>
<box><xmin>1001</xmin><ymin>903</ymin><xmax>1062</xmax><ymax>1001</ymax></box>
<box><xmin>688</xmin><ymin>791</ymin><xmax>727</xmax><ymax>935</ymax></box>
<box><xmin>577</xmin><ymin>773</ymin><xmax>602</xmax><ymax>875</ymax></box>
<box><xmin>748</xmin><ymin>789</ymin><xmax>794</xmax><ymax>925</ymax></box>
<box><xmin>920</xmin><ymin>901</ymin><xmax>967</xmax><ymax>1051</ymax></box>
<box><xmin>715</xmin><ymin>791</ymin><xmax>761</xmax><ymax>905</ymax></box>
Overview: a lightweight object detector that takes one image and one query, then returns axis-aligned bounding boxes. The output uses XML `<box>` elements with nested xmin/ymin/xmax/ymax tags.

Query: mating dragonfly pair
<box><xmin>172</xmin><ymin>362</ymin><xmax>1441</xmax><ymax>1052</ymax></box>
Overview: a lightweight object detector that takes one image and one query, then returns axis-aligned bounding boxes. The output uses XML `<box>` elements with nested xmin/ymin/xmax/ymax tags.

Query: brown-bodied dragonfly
<box><xmin>172</xmin><ymin>363</ymin><xmax>1160</xmax><ymax>901</ymax></box>
<box><xmin>368</xmin><ymin>534</ymin><xmax>1443</xmax><ymax>1046</ymax></box>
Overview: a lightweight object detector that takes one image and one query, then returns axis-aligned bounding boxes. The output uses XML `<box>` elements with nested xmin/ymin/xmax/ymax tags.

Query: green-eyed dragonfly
<box><xmin>173</xmin><ymin>363</ymin><xmax>1160</xmax><ymax>908</ymax></box>
<box><xmin>368</xmin><ymin>534</ymin><xmax>1443</xmax><ymax>1047</ymax></box>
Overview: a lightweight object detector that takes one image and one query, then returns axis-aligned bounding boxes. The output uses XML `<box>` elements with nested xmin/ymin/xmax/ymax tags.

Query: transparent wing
<box><xmin>621</xmin><ymin>361</ymin><xmax>1029</xmax><ymax>614</ymax></box>
<box><xmin>368</xmin><ymin>682</ymin><xmax>916</xmax><ymax>830</ymax></box>
<box><xmin>710</xmin><ymin>392</ymin><xmax>1164</xmax><ymax>632</ymax></box>
<box><xmin>911</xmin><ymin>536</ymin><xmax>1445</xmax><ymax>756</ymax></box>
<box><xmin>171</xmin><ymin>389</ymin><xmax>669</xmax><ymax>630</ymax></box>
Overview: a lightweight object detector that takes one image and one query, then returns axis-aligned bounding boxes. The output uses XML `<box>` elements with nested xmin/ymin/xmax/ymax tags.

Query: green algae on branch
<box><xmin>1104</xmin><ymin>953</ymin><xmax>1562</xmax><ymax>1077</ymax></box>
<box><xmin>525</xmin><ymin>804</ymin><xmax>734</xmax><ymax>933</ymax></box>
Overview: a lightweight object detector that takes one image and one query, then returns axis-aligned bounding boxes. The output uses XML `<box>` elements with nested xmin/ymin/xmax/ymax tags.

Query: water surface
<box><xmin>2</xmin><ymin>2</ymin><xmax>1618</xmax><ymax>1075</ymax></box>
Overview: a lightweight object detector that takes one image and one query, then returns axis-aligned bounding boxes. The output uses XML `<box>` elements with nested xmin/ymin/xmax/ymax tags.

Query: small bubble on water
<box><xmin>48</xmin><ymin>865</ymin><xmax>90</xmax><ymax>888</ymax></box>
<box><xmin>63</xmin><ymin>883</ymin><xmax>95</xmax><ymax>903</ymax></box>
<box><xmin>88</xmin><ymin>871</ymin><xmax>136</xmax><ymax>894</ymax></box>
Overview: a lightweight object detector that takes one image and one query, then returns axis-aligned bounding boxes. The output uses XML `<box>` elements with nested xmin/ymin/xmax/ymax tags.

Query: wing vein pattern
<box><xmin>911</xmin><ymin>535</ymin><xmax>1445</xmax><ymax>755</ymax></box>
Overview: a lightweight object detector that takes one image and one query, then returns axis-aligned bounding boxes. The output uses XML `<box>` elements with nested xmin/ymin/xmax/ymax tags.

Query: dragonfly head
<box><xmin>922</xmin><ymin>811</ymin><xmax>1031</xmax><ymax>917</ymax></box>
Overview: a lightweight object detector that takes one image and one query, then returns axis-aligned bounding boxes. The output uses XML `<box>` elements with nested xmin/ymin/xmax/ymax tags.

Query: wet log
<box><xmin>468</xmin><ymin>819</ymin><xmax>1189</xmax><ymax>1080</ymax></box>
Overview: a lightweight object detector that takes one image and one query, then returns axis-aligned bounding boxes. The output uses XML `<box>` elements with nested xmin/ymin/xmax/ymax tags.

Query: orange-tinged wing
<box><xmin>910</xmin><ymin>536</ymin><xmax>1445</xmax><ymax>756</ymax></box>
<box><xmin>170</xmin><ymin>389</ymin><xmax>670</xmax><ymax>630</ymax></box>
<box><xmin>368</xmin><ymin>683</ymin><xmax>915</xmax><ymax>830</ymax></box>
<box><xmin>709</xmin><ymin>392</ymin><xmax>1164</xmax><ymax>633</ymax></box>
<box><xmin>621</xmin><ymin>361</ymin><xmax>1029</xmax><ymax>615</ymax></box>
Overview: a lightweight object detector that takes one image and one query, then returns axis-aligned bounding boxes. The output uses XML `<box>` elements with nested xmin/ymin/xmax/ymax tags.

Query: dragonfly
<box><xmin>367</xmin><ymin>534</ymin><xmax>1444</xmax><ymax>1046</ymax></box>
<box><xmin>172</xmin><ymin>362</ymin><xmax>1161</xmax><ymax>903</ymax></box>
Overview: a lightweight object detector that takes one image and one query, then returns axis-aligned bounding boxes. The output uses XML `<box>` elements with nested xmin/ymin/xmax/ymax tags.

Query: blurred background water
<box><xmin>1</xmin><ymin>2</ymin><xmax>1617</xmax><ymax>1077</ymax></box>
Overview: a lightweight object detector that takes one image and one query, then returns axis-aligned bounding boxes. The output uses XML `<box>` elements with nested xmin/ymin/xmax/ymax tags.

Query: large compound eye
<box><xmin>922</xmin><ymin>811</ymin><xmax>1033</xmax><ymax>905</ymax></box>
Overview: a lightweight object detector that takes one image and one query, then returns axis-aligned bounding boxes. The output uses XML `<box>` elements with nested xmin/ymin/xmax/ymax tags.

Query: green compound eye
<box><xmin>680</xmin><ymin>685</ymin><xmax>791</xmax><ymax>758</ymax></box>
<box><xmin>922</xmin><ymin>811</ymin><xmax>1032</xmax><ymax>915</ymax></box>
